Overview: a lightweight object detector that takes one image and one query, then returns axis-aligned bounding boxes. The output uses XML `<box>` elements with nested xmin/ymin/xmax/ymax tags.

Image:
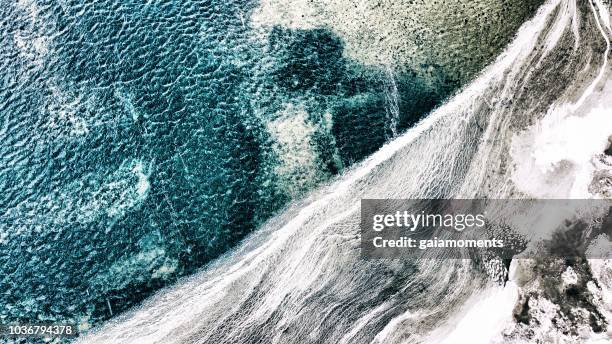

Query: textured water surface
<box><xmin>0</xmin><ymin>0</ymin><xmax>543</xmax><ymax>330</ymax></box>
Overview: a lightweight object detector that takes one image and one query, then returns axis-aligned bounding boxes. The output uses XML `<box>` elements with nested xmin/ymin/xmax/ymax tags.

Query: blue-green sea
<box><xmin>0</xmin><ymin>0</ymin><xmax>542</xmax><ymax>330</ymax></box>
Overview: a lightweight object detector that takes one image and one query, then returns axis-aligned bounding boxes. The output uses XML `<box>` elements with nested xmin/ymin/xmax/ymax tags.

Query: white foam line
<box><xmin>338</xmin><ymin>302</ymin><xmax>392</xmax><ymax>344</ymax></box>
<box><xmin>371</xmin><ymin>308</ymin><xmax>420</xmax><ymax>344</ymax></box>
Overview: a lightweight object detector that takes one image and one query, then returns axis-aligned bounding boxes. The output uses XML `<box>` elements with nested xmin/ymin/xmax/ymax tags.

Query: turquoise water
<box><xmin>0</xmin><ymin>0</ymin><xmax>541</xmax><ymax>329</ymax></box>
